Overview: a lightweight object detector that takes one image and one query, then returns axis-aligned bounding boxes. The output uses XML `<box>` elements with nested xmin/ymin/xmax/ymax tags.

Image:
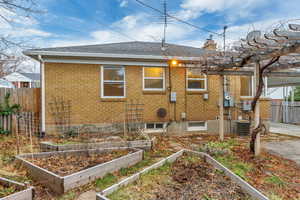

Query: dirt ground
<box><xmin>0</xmin><ymin>133</ymin><xmax>299</xmax><ymax>200</ymax></box>
<box><xmin>28</xmin><ymin>150</ymin><xmax>132</xmax><ymax>176</ymax></box>
<box><xmin>109</xmin><ymin>154</ymin><xmax>252</xmax><ymax>200</ymax></box>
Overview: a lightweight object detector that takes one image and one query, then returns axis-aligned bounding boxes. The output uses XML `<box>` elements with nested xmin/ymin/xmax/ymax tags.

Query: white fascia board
<box><xmin>43</xmin><ymin>58</ymin><xmax>168</xmax><ymax>67</ymax></box>
<box><xmin>23</xmin><ymin>50</ymin><xmax>201</xmax><ymax>61</ymax></box>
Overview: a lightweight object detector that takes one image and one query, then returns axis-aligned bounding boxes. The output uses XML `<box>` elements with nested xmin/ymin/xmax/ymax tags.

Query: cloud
<box><xmin>9</xmin><ymin>28</ymin><xmax>52</xmax><ymax>37</ymax></box>
<box><xmin>0</xmin><ymin>3</ymin><xmax>52</xmax><ymax>50</ymax></box>
<box><xmin>119</xmin><ymin>0</ymin><xmax>128</xmax><ymax>8</ymax></box>
<box><xmin>178</xmin><ymin>0</ymin><xmax>268</xmax><ymax>22</ymax></box>
<box><xmin>34</xmin><ymin>0</ymin><xmax>300</xmax><ymax>52</ymax></box>
<box><xmin>51</xmin><ymin>13</ymin><xmax>193</xmax><ymax>47</ymax></box>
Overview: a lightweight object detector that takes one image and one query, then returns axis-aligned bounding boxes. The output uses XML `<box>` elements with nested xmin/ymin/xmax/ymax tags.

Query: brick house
<box><xmin>23</xmin><ymin>41</ymin><xmax>271</xmax><ymax>135</ymax></box>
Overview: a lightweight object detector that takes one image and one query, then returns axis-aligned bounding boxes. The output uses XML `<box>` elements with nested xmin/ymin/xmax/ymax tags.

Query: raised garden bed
<box><xmin>40</xmin><ymin>138</ymin><xmax>156</xmax><ymax>152</ymax></box>
<box><xmin>0</xmin><ymin>177</ymin><xmax>34</xmax><ymax>200</ymax></box>
<box><xmin>96</xmin><ymin>149</ymin><xmax>269</xmax><ymax>200</ymax></box>
<box><xmin>16</xmin><ymin>147</ymin><xmax>143</xmax><ymax>194</ymax></box>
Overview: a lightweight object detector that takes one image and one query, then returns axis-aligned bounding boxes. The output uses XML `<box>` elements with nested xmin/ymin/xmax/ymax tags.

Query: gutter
<box><xmin>23</xmin><ymin>50</ymin><xmax>203</xmax><ymax>61</ymax></box>
<box><xmin>37</xmin><ymin>55</ymin><xmax>46</xmax><ymax>137</ymax></box>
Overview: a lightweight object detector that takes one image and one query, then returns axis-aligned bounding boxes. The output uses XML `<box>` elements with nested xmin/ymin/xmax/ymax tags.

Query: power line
<box><xmin>134</xmin><ymin>0</ymin><xmax>222</xmax><ymax>36</ymax></box>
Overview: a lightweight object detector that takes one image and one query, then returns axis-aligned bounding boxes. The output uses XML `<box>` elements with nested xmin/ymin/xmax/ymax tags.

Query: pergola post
<box><xmin>219</xmin><ymin>75</ymin><xmax>224</xmax><ymax>141</ymax></box>
<box><xmin>254</xmin><ymin>62</ymin><xmax>261</xmax><ymax>156</ymax></box>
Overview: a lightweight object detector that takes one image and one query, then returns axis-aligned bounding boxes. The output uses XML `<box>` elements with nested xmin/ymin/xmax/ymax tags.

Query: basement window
<box><xmin>101</xmin><ymin>66</ymin><xmax>125</xmax><ymax>98</ymax></box>
<box><xmin>187</xmin><ymin>121</ymin><xmax>207</xmax><ymax>131</ymax></box>
<box><xmin>143</xmin><ymin>67</ymin><xmax>165</xmax><ymax>91</ymax></box>
<box><xmin>145</xmin><ymin>122</ymin><xmax>165</xmax><ymax>132</ymax></box>
<box><xmin>186</xmin><ymin>68</ymin><xmax>207</xmax><ymax>91</ymax></box>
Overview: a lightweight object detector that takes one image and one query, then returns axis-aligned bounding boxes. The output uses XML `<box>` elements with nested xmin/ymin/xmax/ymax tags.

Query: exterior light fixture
<box><xmin>170</xmin><ymin>59</ymin><xmax>178</xmax><ymax>66</ymax></box>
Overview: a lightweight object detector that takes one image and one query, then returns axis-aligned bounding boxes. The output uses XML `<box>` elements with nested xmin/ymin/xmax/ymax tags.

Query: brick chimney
<box><xmin>202</xmin><ymin>35</ymin><xmax>217</xmax><ymax>50</ymax></box>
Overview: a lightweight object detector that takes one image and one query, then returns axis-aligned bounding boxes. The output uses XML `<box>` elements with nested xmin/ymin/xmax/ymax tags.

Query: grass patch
<box><xmin>205</xmin><ymin>139</ymin><xmax>237</xmax><ymax>150</ymax></box>
<box><xmin>58</xmin><ymin>191</ymin><xmax>76</xmax><ymax>200</ymax></box>
<box><xmin>214</xmin><ymin>154</ymin><xmax>252</xmax><ymax>180</ymax></box>
<box><xmin>119</xmin><ymin>155</ymin><xmax>153</xmax><ymax>176</ymax></box>
<box><xmin>95</xmin><ymin>150</ymin><xmax>172</xmax><ymax>191</ymax></box>
<box><xmin>108</xmin><ymin>161</ymin><xmax>172</xmax><ymax>200</ymax></box>
<box><xmin>265</xmin><ymin>175</ymin><xmax>286</xmax><ymax>188</ymax></box>
<box><xmin>268</xmin><ymin>193</ymin><xmax>284</xmax><ymax>200</ymax></box>
<box><xmin>0</xmin><ymin>185</ymin><xmax>17</xmax><ymax>198</ymax></box>
<box><xmin>95</xmin><ymin>173</ymin><xmax>117</xmax><ymax>190</ymax></box>
<box><xmin>54</xmin><ymin>141</ymin><xmax>81</xmax><ymax>145</ymax></box>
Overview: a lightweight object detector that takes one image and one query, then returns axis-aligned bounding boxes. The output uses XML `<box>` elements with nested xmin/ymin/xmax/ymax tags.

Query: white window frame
<box><xmin>186</xmin><ymin>69</ymin><xmax>207</xmax><ymax>91</ymax></box>
<box><xmin>143</xmin><ymin>67</ymin><xmax>165</xmax><ymax>91</ymax></box>
<box><xmin>240</xmin><ymin>76</ymin><xmax>268</xmax><ymax>98</ymax></box>
<box><xmin>187</xmin><ymin>121</ymin><xmax>207</xmax><ymax>131</ymax></box>
<box><xmin>144</xmin><ymin>122</ymin><xmax>166</xmax><ymax>133</ymax></box>
<box><xmin>100</xmin><ymin>66</ymin><xmax>126</xmax><ymax>98</ymax></box>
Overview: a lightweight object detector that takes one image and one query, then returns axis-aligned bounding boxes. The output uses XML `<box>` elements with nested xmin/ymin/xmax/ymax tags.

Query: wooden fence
<box><xmin>0</xmin><ymin>88</ymin><xmax>40</xmax><ymax>134</ymax></box>
<box><xmin>271</xmin><ymin>101</ymin><xmax>300</xmax><ymax>124</ymax></box>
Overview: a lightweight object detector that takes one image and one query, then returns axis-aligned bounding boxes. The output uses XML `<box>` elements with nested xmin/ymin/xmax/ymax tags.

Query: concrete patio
<box><xmin>269</xmin><ymin>122</ymin><xmax>300</xmax><ymax>138</ymax></box>
<box><xmin>264</xmin><ymin>140</ymin><xmax>300</xmax><ymax>165</ymax></box>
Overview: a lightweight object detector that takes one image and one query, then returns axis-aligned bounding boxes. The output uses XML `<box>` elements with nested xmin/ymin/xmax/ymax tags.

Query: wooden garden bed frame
<box><xmin>0</xmin><ymin>177</ymin><xmax>34</xmax><ymax>200</ymax></box>
<box><xmin>96</xmin><ymin>149</ymin><xmax>269</xmax><ymax>200</ymax></box>
<box><xmin>40</xmin><ymin>138</ymin><xmax>156</xmax><ymax>152</ymax></box>
<box><xmin>16</xmin><ymin>147</ymin><xmax>143</xmax><ymax>194</ymax></box>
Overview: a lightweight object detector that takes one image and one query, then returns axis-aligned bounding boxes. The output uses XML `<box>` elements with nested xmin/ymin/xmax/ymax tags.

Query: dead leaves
<box><xmin>29</xmin><ymin>150</ymin><xmax>131</xmax><ymax>176</ymax></box>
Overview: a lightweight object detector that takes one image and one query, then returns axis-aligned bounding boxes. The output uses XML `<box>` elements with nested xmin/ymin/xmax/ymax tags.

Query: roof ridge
<box><xmin>29</xmin><ymin>41</ymin><xmax>202</xmax><ymax>51</ymax></box>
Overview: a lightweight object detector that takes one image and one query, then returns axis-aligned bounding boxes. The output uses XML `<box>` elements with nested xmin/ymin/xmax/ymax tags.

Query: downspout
<box><xmin>37</xmin><ymin>55</ymin><xmax>46</xmax><ymax>137</ymax></box>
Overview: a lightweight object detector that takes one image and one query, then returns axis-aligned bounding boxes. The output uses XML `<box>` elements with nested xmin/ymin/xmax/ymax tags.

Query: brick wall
<box><xmin>45</xmin><ymin>63</ymin><xmax>271</xmax><ymax>132</ymax></box>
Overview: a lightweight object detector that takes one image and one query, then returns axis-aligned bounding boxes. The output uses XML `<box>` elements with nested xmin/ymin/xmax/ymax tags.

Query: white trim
<box><xmin>43</xmin><ymin>58</ymin><xmax>169</xmax><ymax>67</ymax></box>
<box><xmin>100</xmin><ymin>66</ymin><xmax>126</xmax><ymax>98</ymax></box>
<box><xmin>144</xmin><ymin>122</ymin><xmax>166</xmax><ymax>133</ymax></box>
<box><xmin>24</xmin><ymin>50</ymin><xmax>203</xmax><ymax>61</ymax></box>
<box><xmin>38</xmin><ymin>55</ymin><xmax>46</xmax><ymax>132</ymax></box>
<box><xmin>187</xmin><ymin>121</ymin><xmax>207</xmax><ymax>131</ymax></box>
<box><xmin>240</xmin><ymin>76</ymin><xmax>268</xmax><ymax>98</ymax></box>
<box><xmin>186</xmin><ymin>69</ymin><xmax>207</xmax><ymax>91</ymax></box>
<box><xmin>142</xmin><ymin>67</ymin><xmax>165</xmax><ymax>91</ymax></box>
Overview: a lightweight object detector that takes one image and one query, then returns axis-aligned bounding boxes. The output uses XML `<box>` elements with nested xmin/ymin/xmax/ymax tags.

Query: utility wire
<box><xmin>134</xmin><ymin>0</ymin><xmax>222</xmax><ymax>36</ymax></box>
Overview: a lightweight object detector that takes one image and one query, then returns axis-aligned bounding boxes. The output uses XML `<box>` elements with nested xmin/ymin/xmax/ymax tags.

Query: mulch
<box><xmin>154</xmin><ymin>155</ymin><xmax>251</xmax><ymax>200</ymax></box>
<box><xmin>28</xmin><ymin>150</ymin><xmax>133</xmax><ymax>176</ymax></box>
<box><xmin>0</xmin><ymin>184</ymin><xmax>19</xmax><ymax>198</ymax></box>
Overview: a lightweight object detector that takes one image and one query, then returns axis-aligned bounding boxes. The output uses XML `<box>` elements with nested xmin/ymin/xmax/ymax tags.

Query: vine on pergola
<box><xmin>197</xmin><ymin>21</ymin><xmax>300</xmax><ymax>154</ymax></box>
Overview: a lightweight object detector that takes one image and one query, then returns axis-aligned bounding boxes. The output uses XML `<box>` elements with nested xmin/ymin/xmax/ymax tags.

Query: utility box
<box><xmin>170</xmin><ymin>92</ymin><xmax>176</xmax><ymax>102</ymax></box>
<box><xmin>242</xmin><ymin>100</ymin><xmax>252</xmax><ymax>111</ymax></box>
<box><xmin>224</xmin><ymin>92</ymin><xmax>234</xmax><ymax>107</ymax></box>
<box><xmin>203</xmin><ymin>93</ymin><xmax>209</xmax><ymax>100</ymax></box>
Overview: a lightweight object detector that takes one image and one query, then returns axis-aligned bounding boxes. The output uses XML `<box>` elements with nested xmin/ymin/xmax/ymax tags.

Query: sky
<box><xmin>2</xmin><ymin>0</ymin><xmax>300</xmax><ymax>49</ymax></box>
<box><xmin>1</xmin><ymin>0</ymin><xmax>300</xmax><ymax>98</ymax></box>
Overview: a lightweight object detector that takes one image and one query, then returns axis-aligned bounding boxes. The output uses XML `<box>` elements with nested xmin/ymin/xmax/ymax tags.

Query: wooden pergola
<box><xmin>179</xmin><ymin>22</ymin><xmax>300</xmax><ymax>155</ymax></box>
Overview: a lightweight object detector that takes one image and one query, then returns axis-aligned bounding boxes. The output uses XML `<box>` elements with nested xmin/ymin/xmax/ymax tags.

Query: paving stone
<box><xmin>77</xmin><ymin>190</ymin><xmax>96</xmax><ymax>200</ymax></box>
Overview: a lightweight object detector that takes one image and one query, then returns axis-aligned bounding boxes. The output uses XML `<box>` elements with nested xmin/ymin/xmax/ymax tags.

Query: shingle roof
<box><xmin>20</xmin><ymin>73</ymin><xmax>40</xmax><ymax>81</ymax></box>
<box><xmin>28</xmin><ymin>41</ymin><xmax>208</xmax><ymax>57</ymax></box>
<box><xmin>268</xmin><ymin>77</ymin><xmax>300</xmax><ymax>87</ymax></box>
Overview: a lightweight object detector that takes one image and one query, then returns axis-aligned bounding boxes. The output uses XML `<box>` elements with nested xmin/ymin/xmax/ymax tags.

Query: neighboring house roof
<box><xmin>3</xmin><ymin>72</ymin><xmax>39</xmax><ymax>82</ymax></box>
<box><xmin>268</xmin><ymin>77</ymin><xmax>300</xmax><ymax>88</ymax></box>
<box><xmin>23</xmin><ymin>41</ymin><xmax>211</xmax><ymax>60</ymax></box>
<box><xmin>20</xmin><ymin>73</ymin><xmax>40</xmax><ymax>81</ymax></box>
<box><xmin>0</xmin><ymin>79</ymin><xmax>15</xmax><ymax>88</ymax></box>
